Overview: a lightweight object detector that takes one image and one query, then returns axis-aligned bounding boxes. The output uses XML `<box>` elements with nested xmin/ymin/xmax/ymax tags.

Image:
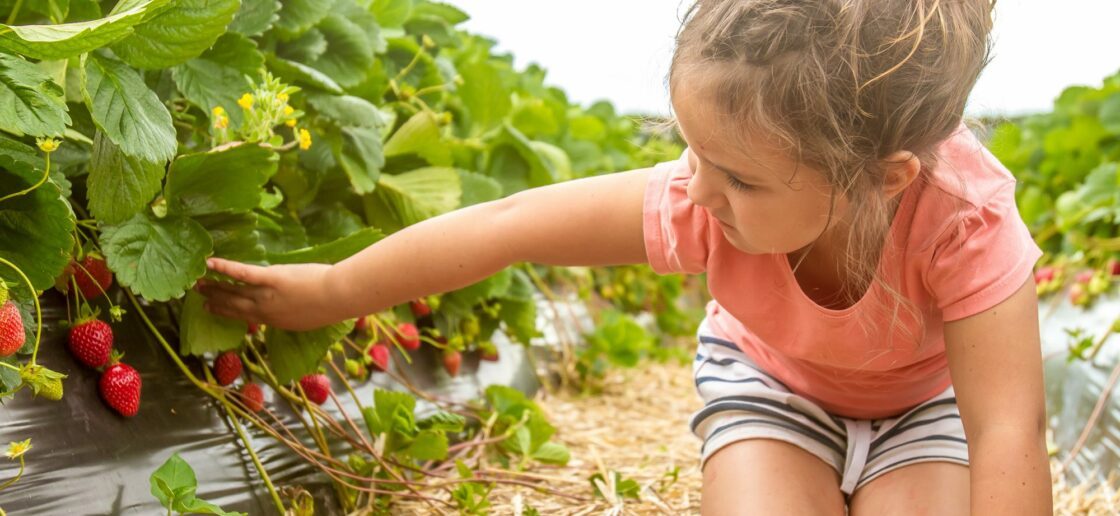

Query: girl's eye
<box><xmin>724</xmin><ymin>173</ymin><xmax>755</xmax><ymax>192</ymax></box>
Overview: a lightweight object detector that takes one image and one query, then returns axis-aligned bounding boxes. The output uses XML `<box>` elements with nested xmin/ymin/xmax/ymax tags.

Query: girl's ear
<box><xmin>881</xmin><ymin>150</ymin><xmax>920</xmax><ymax>199</ymax></box>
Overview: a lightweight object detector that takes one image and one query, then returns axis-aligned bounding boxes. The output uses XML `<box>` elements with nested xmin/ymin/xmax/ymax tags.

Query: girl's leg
<box><xmin>702</xmin><ymin>438</ymin><xmax>847</xmax><ymax>516</ymax></box>
<box><xmin>847</xmin><ymin>462</ymin><xmax>969</xmax><ymax>515</ymax></box>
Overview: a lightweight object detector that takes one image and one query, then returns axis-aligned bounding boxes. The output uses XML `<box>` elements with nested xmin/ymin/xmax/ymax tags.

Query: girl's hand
<box><xmin>195</xmin><ymin>258</ymin><xmax>338</xmax><ymax>331</ymax></box>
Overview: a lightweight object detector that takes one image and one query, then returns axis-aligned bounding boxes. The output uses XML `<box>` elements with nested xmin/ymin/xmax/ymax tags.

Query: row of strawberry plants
<box><xmin>987</xmin><ymin>69</ymin><xmax>1120</xmax><ymax>362</ymax></box>
<box><xmin>0</xmin><ymin>0</ymin><xmax>690</xmax><ymax>512</ymax></box>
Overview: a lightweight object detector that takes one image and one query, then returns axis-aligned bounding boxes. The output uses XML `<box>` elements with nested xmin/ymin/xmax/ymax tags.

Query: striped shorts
<box><xmin>688</xmin><ymin>318</ymin><xmax>969</xmax><ymax>497</ymax></box>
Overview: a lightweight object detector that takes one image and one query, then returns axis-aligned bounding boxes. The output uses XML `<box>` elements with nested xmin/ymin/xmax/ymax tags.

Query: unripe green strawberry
<box><xmin>442</xmin><ymin>349</ymin><xmax>461</xmax><ymax>377</ymax></box>
<box><xmin>396</xmin><ymin>322</ymin><xmax>420</xmax><ymax>350</ymax></box>
<box><xmin>299</xmin><ymin>374</ymin><xmax>330</xmax><ymax>405</ymax></box>
<box><xmin>461</xmin><ymin>317</ymin><xmax>479</xmax><ymax>339</ymax></box>
<box><xmin>67</xmin><ymin>318</ymin><xmax>113</xmax><ymax>369</ymax></box>
<box><xmin>239</xmin><ymin>383</ymin><xmax>265</xmax><ymax>413</ymax></box>
<box><xmin>368</xmin><ymin>343</ymin><xmax>390</xmax><ymax>372</ymax></box>
<box><xmin>213</xmin><ymin>351</ymin><xmax>242</xmax><ymax>386</ymax></box>
<box><xmin>345</xmin><ymin>358</ymin><xmax>367</xmax><ymax>379</ymax></box>
<box><xmin>19</xmin><ymin>363</ymin><xmax>66</xmax><ymax>401</ymax></box>
<box><xmin>99</xmin><ymin>362</ymin><xmax>141</xmax><ymax>417</ymax></box>
<box><xmin>0</xmin><ymin>300</ymin><xmax>25</xmax><ymax>358</ymax></box>
<box><xmin>74</xmin><ymin>254</ymin><xmax>113</xmax><ymax>300</ymax></box>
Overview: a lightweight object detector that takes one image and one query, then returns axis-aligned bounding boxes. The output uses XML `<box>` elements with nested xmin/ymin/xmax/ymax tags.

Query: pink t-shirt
<box><xmin>643</xmin><ymin>125</ymin><xmax>1043</xmax><ymax>419</ymax></box>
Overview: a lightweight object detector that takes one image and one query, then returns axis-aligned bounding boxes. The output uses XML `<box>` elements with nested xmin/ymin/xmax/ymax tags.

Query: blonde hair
<box><xmin>669</xmin><ymin>0</ymin><xmax>995</xmax><ymax>343</ymax></box>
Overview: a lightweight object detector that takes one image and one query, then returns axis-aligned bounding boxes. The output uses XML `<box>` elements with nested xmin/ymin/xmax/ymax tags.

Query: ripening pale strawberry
<box><xmin>409</xmin><ymin>299</ymin><xmax>431</xmax><ymax>318</ymax></box>
<box><xmin>299</xmin><ymin>374</ymin><xmax>330</xmax><ymax>405</ymax></box>
<box><xmin>247</xmin><ymin>322</ymin><xmax>259</xmax><ymax>335</ymax></box>
<box><xmin>1075</xmin><ymin>270</ymin><xmax>1094</xmax><ymax>285</ymax></box>
<box><xmin>479</xmin><ymin>341</ymin><xmax>499</xmax><ymax>362</ymax></box>
<box><xmin>99</xmin><ymin>362</ymin><xmax>141</xmax><ymax>417</ymax></box>
<box><xmin>353</xmin><ymin>316</ymin><xmax>369</xmax><ymax>335</ymax></box>
<box><xmin>239</xmin><ymin>383</ymin><xmax>264</xmax><ymax>413</ymax></box>
<box><xmin>0</xmin><ymin>301</ymin><xmax>25</xmax><ymax>358</ymax></box>
<box><xmin>68</xmin><ymin>318</ymin><xmax>113</xmax><ymax>369</ymax></box>
<box><xmin>74</xmin><ymin>255</ymin><xmax>113</xmax><ymax>300</ymax></box>
<box><xmin>442</xmin><ymin>349</ymin><xmax>461</xmax><ymax>377</ymax></box>
<box><xmin>368</xmin><ymin>343</ymin><xmax>390</xmax><ymax>372</ymax></box>
<box><xmin>213</xmin><ymin>351</ymin><xmax>242</xmax><ymax>386</ymax></box>
<box><xmin>396</xmin><ymin>323</ymin><xmax>420</xmax><ymax>350</ymax></box>
<box><xmin>1069</xmin><ymin>283</ymin><xmax>1090</xmax><ymax>307</ymax></box>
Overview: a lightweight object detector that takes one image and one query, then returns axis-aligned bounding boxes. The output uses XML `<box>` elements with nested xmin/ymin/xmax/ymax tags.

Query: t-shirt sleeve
<box><xmin>642</xmin><ymin>149</ymin><xmax>712</xmax><ymax>275</ymax></box>
<box><xmin>923</xmin><ymin>180</ymin><xmax>1043</xmax><ymax>321</ymax></box>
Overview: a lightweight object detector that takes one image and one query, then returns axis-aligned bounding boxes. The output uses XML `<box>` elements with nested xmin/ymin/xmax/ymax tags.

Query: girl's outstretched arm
<box><xmin>197</xmin><ymin>168</ymin><xmax>651</xmax><ymax>330</ymax></box>
<box><xmin>944</xmin><ymin>275</ymin><xmax>1053</xmax><ymax>515</ymax></box>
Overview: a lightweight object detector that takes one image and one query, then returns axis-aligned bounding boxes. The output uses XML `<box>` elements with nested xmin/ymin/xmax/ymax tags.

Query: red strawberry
<box><xmin>239</xmin><ymin>383</ymin><xmax>265</xmax><ymax>412</ymax></box>
<box><xmin>74</xmin><ymin>255</ymin><xmax>113</xmax><ymax>300</ymax></box>
<box><xmin>68</xmin><ymin>318</ymin><xmax>113</xmax><ymax>369</ymax></box>
<box><xmin>442</xmin><ymin>349</ymin><xmax>461</xmax><ymax>377</ymax></box>
<box><xmin>1034</xmin><ymin>266</ymin><xmax>1055</xmax><ymax>285</ymax></box>
<box><xmin>410</xmin><ymin>299</ymin><xmax>431</xmax><ymax>318</ymax></box>
<box><xmin>247</xmin><ymin>322</ymin><xmax>259</xmax><ymax>335</ymax></box>
<box><xmin>299</xmin><ymin>374</ymin><xmax>330</xmax><ymax>405</ymax></box>
<box><xmin>368</xmin><ymin>343</ymin><xmax>390</xmax><ymax>372</ymax></box>
<box><xmin>354</xmin><ymin>316</ymin><xmax>369</xmax><ymax>335</ymax></box>
<box><xmin>0</xmin><ymin>301</ymin><xmax>25</xmax><ymax>358</ymax></box>
<box><xmin>214</xmin><ymin>351</ymin><xmax>242</xmax><ymax>386</ymax></box>
<box><xmin>397</xmin><ymin>322</ymin><xmax>420</xmax><ymax>350</ymax></box>
<box><xmin>1075</xmin><ymin>270</ymin><xmax>1094</xmax><ymax>285</ymax></box>
<box><xmin>1109</xmin><ymin>258</ymin><xmax>1120</xmax><ymax>277</ymax></box>
<box><xmin>99</xmin><ymin>362</ymin><xmax>141</xmax><ymax>417</ymax></box>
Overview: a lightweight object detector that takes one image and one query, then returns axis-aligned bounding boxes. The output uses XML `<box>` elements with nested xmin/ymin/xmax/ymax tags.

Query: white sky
<box><xmin>446</xmin><ymin>0</ymin><xmax>1120</xmax><ymax>117</ymax></box>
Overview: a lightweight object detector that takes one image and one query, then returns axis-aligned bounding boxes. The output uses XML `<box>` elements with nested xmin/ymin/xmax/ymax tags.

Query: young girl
<box><xmin>197</xmin><ymin>0</ymin><xmax>1054</xmax><ymax>513</ymax></box>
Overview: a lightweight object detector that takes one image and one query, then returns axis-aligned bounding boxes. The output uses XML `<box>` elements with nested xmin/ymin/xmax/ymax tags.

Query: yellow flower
<box><xmin>35</xmin><ymin>137</ymin><xmax>60</xmax><ymax>153</ymax></box>
<box><xmin>238</xmin><ymin>93</ymin><xmax>254</xmax><ymax>110</ymax></box>
<box><xmin>5</xmin><ymin>439</ymin><xmax>31</xmax><ymax>460</ymax></box>
<box><xmin>213</xmin><ymin>114</ymin><xmax>229</xmax><ymax>130</ymax></box>
<box><xmin>283</xmin><ymin>105</ymin><xmax>294</xmax><ymax>116</ymax></box>
<box><xmin>298</xmin><ymin>128</ymin><xmax>312</xmax><ymax>150</ymax></box>
<box><xmin>211</xmin><ymin>106</ymin><xmax>226</xmax><ymax>117</ymax></box>
<box><xmin>285</xmin><ymin>118</ymin><xmax>297</xmax><ymax>128</ymax></box>
<box><xmin>278</xmin><ymin>92</ymin><xmax>290</xmax><ymax>103</ymax></box>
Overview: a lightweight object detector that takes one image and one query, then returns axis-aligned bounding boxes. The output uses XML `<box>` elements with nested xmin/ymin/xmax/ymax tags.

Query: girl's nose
<box><xmin>686</xmin><ymin>163</ymin><xmax>725</xmax><ymax>210</ymax></box>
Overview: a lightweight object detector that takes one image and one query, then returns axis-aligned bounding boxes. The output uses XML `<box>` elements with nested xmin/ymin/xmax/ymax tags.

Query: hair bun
<box><xmin>727</xmin><ymin>0</ymin><xmax>834</xmax><ymax>64</ymax></box>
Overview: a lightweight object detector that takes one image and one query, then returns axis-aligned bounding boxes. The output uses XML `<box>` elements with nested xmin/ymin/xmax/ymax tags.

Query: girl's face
<box><xmin>671</xmin><ymin>89</ymin><xmax>848</xmax><ymax>256</ymax></box>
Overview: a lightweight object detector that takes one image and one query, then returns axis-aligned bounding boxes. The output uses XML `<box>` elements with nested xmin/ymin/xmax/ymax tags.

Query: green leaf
<box><xmin>275</xmin><ymin>0</ymin><xmax>336</xmax><ymax>38</ymax></box>
<box><xmin>0</xmin><ymin>53</ymin><xmax>70</xmax><ymax>137</ymax></box>
<box><xmin>229</xmin><ymin>0</ymin><xmax>281</xmax><ymax>37</ymax></box>
<box><xmin>586</xmin><ymin>310</ymin><xmax>653</xmax><ymax>368</ymax></box>
<box><xmin>0</xmin><ymin>157</ymin><xmax>75</xmax><ymax>291</ymax></box>
<box><xmin>179</xmin><ymin>290</ymin><xmax>247</xmax><ymax>356</ymax></box>
<box><xmin>307</xmin><ymin>93</ymin><xmax>388</xmax><ymax>128</ymax></box>
<box><xmin>150</xmin><ymin>453</ymin><xmax>197</xmax><ymax>508</ymax></box>
<box><xmin>373</xmin><ymin>167</ymin><xmax>461</xmax><ymax>226</ymax></box>
<box><xmin>458</xmin><ymin>170</ymin><xmax>502</xmax><ymax>208</ymax></box>
<box><xmin>264</xmin><ymin>53</ymin><xmax>343</xmax><ymax>94</ymax></box>
<box><xmin>164</xmin><ymin>143</ymin><xmax>279</xmax><ymax>216</ymax></box>
<box><xmin>173</xmin><ymin>496</ymin><xmax>245</xmax><ymax>516</ymax></box>
<box><xmin>499</xmin><ymin>297</ymin><xmax>539</xmax><ymax>345</ymax></box>
<box><xmin>0</xmin><ymin>0</ymin><xmax>171</xmax><ymax>60</ymax></box>
<box><xmin>171</xmin><ymin>32</ymin><xmax>265</xmax><ymax>127</ymax></box>
<box><xmin>531</xmin><ymin>441</ymin><xmax>570</xmax><ymax>465</ymax></box>
<box><xmin>101</xmin><ymin>212</ymin><xmax>212</xmax><ymax>301</ymax></box>
<box><xmin>195</xmin><ymin>212</ymin><xmax>266</xmax><ymax>263</ymax></box>
<box><xmin>330</xmin><ymin>125</ymin><xmax>384</xmax><ymax>194</ymax></box>
<box><xmin>267</xmin><ymin>227</ymin><xmax>383</xmax><ymax>264</ymax></box>
<box><xmin>409</xmin><ymin>2</ymin><xmax>468</xmax><ymax>25</ymax></box>
<box><xmin>383</xmin><ymin>111</ymin><xmax>451</xmax><ymax>165</ymax></box>
<box><xmin>417</xmin><ymin>410</ymin><xmax>466</xmax><ymax>433</ymax></box>
<box><xmin>371</xmin><ymin>0</ymin><xmax>413</xmax><ymax>28</ymax></box>
<box><xmin>87</xmin><ymin>131</ymin><xmax>165</xmax><ymax>225</ymax></box>
<box><xmin>305</xmin><ymin>11</ymin><xmax>377</xmax><ymax>89</ymax></box>
<box><xmin>81</xmin><ymin>52</ymin><xmax>176</xmax><ymax>163</ymax></box>
<box><xmin>440</xmin><ymin>268</ymin><xmax>512</xmax><ymax>317</ymax></box>
<box><xmin>265</xmin><ymin>321</ymin><xmax>353</xmax><ymax>384</ymax></box>
<box><xmin>303</xmin><ymin>204</ymin><xmax>364</xmax><ymax>245</ymax></box>
<box><xmin>110</xmin><ymin>0</ymin><xmax>240</xmax><ymax>69</ymax></box>
<box><xmin>408</xmin><ymin>429</ymin><xmax>448</xmax><ymax>460</ymax></box>
<box><xmin>370</xmin><ymin>389</ymin><xmax>416</xmax><ymax>434</ymax></box>
<box><xmin>458</xmin><ymin>60</ymin><xmax>510</xmax><ymax>131</ymax></box>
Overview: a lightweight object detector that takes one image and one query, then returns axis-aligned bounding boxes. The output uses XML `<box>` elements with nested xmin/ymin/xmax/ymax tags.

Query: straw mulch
<box><xmin>392</xmin><ymin>356</ymin><xmax>1119</xmax><ymax>515</ymax></box>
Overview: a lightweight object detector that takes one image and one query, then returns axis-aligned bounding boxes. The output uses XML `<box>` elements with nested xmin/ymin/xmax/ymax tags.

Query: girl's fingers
<box><xmin>204</xmin><ymin>293</ymin><xmax>259</xmax><ymax>322</ymax></box>
<box><xmin>196</xmin><ymin>278</ymin><xmax>266</xmax><ymax>301</ymax></box>
<box><xmin>207</xmin><ymin>258</ymin><xmax>269</xmax><ymax>286</ymax></box>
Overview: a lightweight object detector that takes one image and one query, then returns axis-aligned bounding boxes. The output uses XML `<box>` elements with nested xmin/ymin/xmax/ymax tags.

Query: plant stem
<box><xmin>0</xmin><ymin>257</ymin><xmax>42</xmax><ymax>365</ymax></box>
<box><xmin>0</xmin><ymin>457</ymin><xmax>25</xmax><ymax>491</ymax></box>
<box><xmin>0</xmin><ymin>153</ymin><xmax>50</xmax><ymax>204</ymax></box>
<box><xmin>5</xmin><ymin>0</ymin><xmax>23</xmax><ymax>25</ymax></box>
